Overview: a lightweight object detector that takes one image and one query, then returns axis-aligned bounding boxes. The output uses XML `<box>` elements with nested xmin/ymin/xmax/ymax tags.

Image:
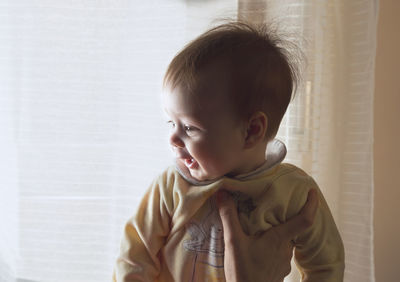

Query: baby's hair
<box><xmin>163</xmin><ymin>20</ymin><xmax>300</xmax><ymax>141</ymax></box>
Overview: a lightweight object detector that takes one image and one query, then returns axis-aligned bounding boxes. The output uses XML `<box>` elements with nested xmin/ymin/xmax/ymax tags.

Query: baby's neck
<box><xmin>227</xmin><ymin>145</ymin><xmax>267</xmax><ymax>177</ymax></box>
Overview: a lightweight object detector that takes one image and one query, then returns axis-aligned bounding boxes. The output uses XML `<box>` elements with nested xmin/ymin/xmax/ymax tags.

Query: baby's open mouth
<box><xmin>184</xmin><ymin>157</ymin><xmax>198</xmax><ymax>169</ymax></box>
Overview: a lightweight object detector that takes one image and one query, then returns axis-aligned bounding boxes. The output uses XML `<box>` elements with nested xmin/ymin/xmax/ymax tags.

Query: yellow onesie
<box><xmin>113</xmin><ymin>140</ymin><xmax>344</xmax><ymax>282</ymax></box>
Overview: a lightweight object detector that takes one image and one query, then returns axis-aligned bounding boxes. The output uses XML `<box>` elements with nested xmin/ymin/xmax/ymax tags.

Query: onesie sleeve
<box><xmin>113</xmin><ymin>171</ymin><xmax>174</xmax><ymax>282</ymax></box>
<box><xmin>293</xmin><ymin>177</ymin><xmax>345</xmax><ymax>282</ymax></box>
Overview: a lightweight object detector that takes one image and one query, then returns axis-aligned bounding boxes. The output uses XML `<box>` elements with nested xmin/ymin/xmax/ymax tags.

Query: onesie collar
<box><xmin>175</xmin><ymin>138</ymin><xmax>287</xmax><ymax>186</ymax></box>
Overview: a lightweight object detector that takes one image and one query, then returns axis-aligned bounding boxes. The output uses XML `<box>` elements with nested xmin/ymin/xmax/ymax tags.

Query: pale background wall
<box><xmin>374</xmin><ymin>0</ymin><xmax>400</xmax><ymax>281</ymax></box>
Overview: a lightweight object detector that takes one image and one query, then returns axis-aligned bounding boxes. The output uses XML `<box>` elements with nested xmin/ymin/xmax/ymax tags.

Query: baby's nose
<box><xmin>170</xmin><ymin>133</ymin><xmax>185</xmax><ymax>148</ymax></box>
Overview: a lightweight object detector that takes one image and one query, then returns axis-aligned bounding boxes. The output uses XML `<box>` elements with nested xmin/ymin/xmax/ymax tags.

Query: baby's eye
<box><xmin>184</xmin><ymin>125</ymin><xmax>198</xmax><ymax>136</ymax></box>
<box><xmin>167</xmin><ymin>120</ymin><xmax>176</xmax><ymax>128</ymax></box>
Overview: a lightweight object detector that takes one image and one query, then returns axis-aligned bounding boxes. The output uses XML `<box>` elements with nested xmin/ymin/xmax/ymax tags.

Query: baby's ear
<box><xmin>244</xmin><ymin>112</ymin><xmax>268</xmax><ymax>149</ymax></box>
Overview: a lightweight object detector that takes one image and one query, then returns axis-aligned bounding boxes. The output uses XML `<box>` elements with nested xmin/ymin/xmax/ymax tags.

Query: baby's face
<box><xmin>164</xmin><ymin>86</ymin><xmax>246</xmax><ymax>182</ymax></box>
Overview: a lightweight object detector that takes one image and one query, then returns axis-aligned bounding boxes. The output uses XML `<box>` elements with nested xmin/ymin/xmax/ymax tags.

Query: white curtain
<box><xmin>262</xmin><ymin>1</ymin><xmax>377</xmax><ymax>281</ymax></box>
<box><xmin>0</xmin><ymin>1</ymin><xmax>377</xmax><ymax>282</ymax></box>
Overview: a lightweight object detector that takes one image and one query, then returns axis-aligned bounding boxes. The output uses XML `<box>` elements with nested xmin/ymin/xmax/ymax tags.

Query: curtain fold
<box><xmin>0</xmin><ymin>1</ymin><xmax>376</xmax><ymax>281</ymax></box>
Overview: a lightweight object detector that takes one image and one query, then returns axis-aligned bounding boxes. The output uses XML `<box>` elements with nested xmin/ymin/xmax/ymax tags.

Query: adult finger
<box><xmin>216</xmin><ymin>190</ymin><xmax>244</xmax><ymax>242</ymax></box>
<box><xmin>277</xmin><ymin>189</ymin><xmax>319</xmax><ymax>239</ymax></box>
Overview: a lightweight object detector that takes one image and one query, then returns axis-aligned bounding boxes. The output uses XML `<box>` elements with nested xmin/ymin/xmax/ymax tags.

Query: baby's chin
<box><xmin>175</xmin><ymin>160</ymin><xmax>221</xmax><ymax>185</ymax></box>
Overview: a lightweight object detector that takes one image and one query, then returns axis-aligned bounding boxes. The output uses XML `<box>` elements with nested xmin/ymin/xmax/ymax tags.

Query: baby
<box><xmin>113</xmin><ymin>21</ymin><xmax>344</xmax><ymax>282</ymax></box>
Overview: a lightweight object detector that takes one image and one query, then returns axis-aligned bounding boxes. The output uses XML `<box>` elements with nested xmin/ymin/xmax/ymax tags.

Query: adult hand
<box><xmin>217</xmin><ymin>189</ymin><xmax>319</xmax><ymax>282</ymax></box>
